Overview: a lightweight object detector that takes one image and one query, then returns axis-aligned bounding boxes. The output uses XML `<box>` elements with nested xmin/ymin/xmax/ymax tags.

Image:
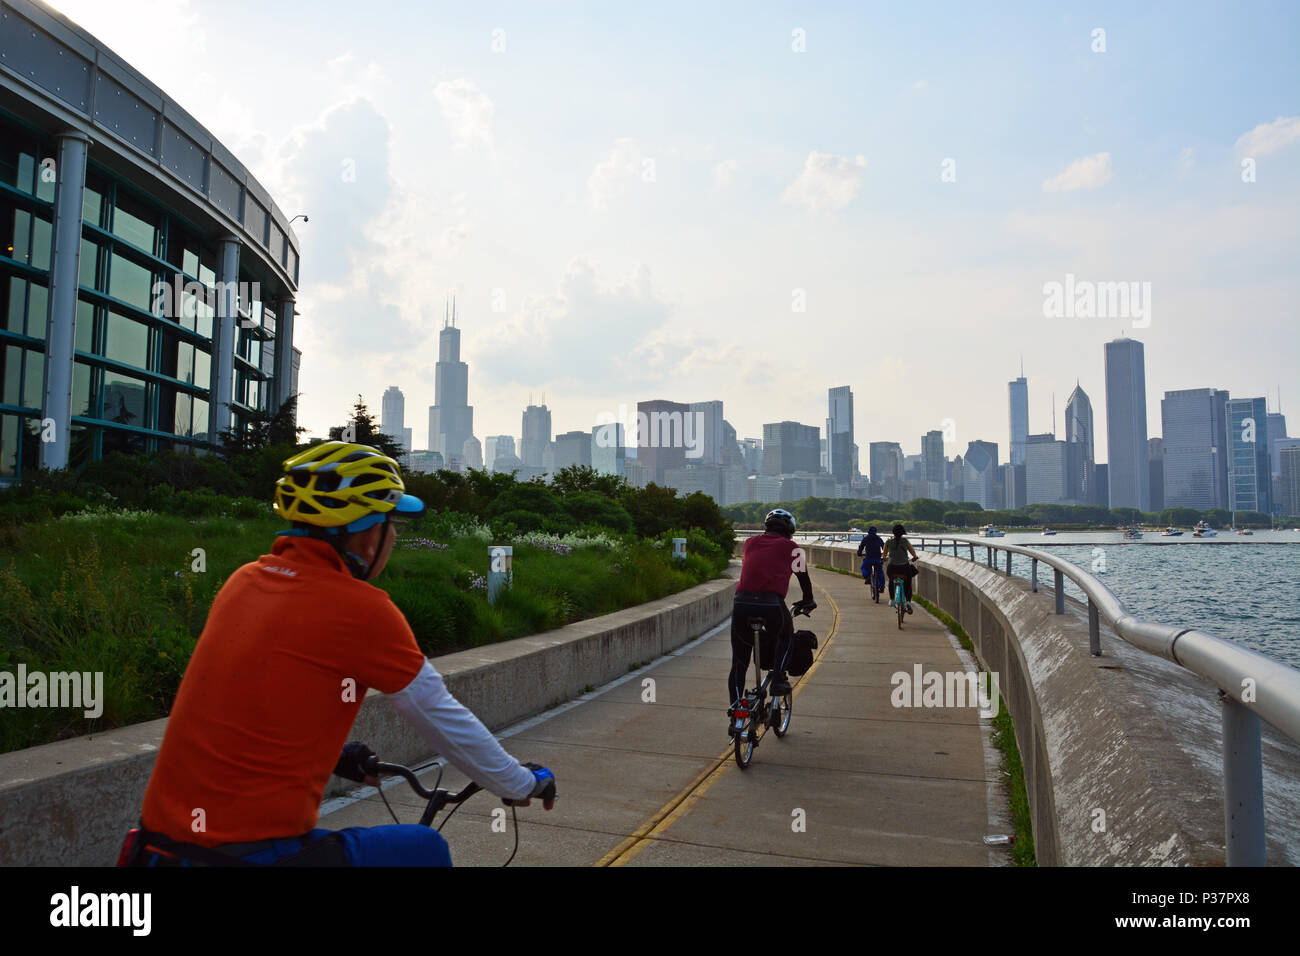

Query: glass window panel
<box><xmin>174</xmin><ymin>391</ymin><xmax>192</xmax><ymax>437</ymax></box>
<box><xmin>108</xmin><ymin>253</ymin><xmax>153</xmax><ymax>311</ymax></box>
<box><xmin>0</xmin><ymin>414</ymin><xmax>16</xmax><ymax>477</ymax></box>
<box><xmin>194</xmin><ymin>348</ymin><xmax>210</xmax><ymax>389</ymax></box>
<box><xmin>75</xmin><ymin>299</ymin><xmax>94</xmax><ymax>353</ymax></box>
<box><xmin>102</xmin><ymin>369</ymin><xmax>147</xmax><ymax>428</ymax></box>
<box><xmin>10</xmin><ymin>208</ymin><xmax>30</xmax><ymax>262</ymax></box>
<box><xmin>83</xmin><ymin>184</ymin><xmax>102</xmax><ymax>226</ymax></box>
<box><xmin>23</xmin><ymin>348</ymin><xmax>43</xmax><ymax>408</ymax></box>
<box><xmin>105</xmin><ymin>311</ymin><xmax>149</xmax><ymax>368</ymax></box>
<box><xmin>27</xmin><ymin>282</ymin><xmax>46</xmax><ymax>339</ymax></box>
<box><xmin>248</xmin><ymin>337</ymin><xmax>261</xmax><ymax>368</ymax></box>
<box><xmin>17</xmin><ymin>154</ymin><xmax>36</xmax><ymax>194</ymax></box>
<box><xmin>178</xmin><ymin>341</ymin><xmax>194</xmax><ymax>384</ymax></box>
<box><xmin>35</xmin><ymin>161</ymin><xmax>55</xmax><ymax>203</ymax></box>
<box><xmin>30</xmin><ymin>215</ymin><xmax>52</xmax><ymax>271</ymax></box>
<box><xmin>183</xmin><ymin>248</ymin><xmax>199</xmax><ymax>279</ymax></box>
<box><xmin>191</xmin><ymin>397</ymin><xmax>208</xmax><ymax>440</ymax></box>
<box><xmin>198</xmin><ymin>260</ymin><xmax>215</xmax><ymax>288</ymax></box>
<box><xmin>195</xmin><ymin>298</ymin><xmax>213</xmax><ymax>339</ymax></box>
<box><xmin>3</xmin><ymin>346</ymin><xmax>21</xmax><ymax>405</ymax></box>
<box><xmin>5</xmin><ymin>276</ymin><xmax>25</xmax><ymax>333</ymax></box>
<box><xmin>111</xmin><ymin>191</ymin><xmax>158</xmax><ymax>253</ymax></box>
<box><xmin>71</xmin><ymin>361</ymin><xmax>92</xmax><ymax>417</ymax></box>
<box><xmin>79</xmin><ymin>237</ymin><xmax>99</xmax><ymax>289</ymax></box>
<box><xmin>268</xmin><ymin>223</ymin><xmax>283</xmax><ymax>259</ymax></box>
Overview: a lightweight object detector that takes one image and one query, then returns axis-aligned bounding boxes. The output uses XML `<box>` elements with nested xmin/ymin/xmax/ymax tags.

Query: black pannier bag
<box><xmin>787</xmin><ymin>629</ymin><xmax>818</xmax><ymax>677</ymax></box>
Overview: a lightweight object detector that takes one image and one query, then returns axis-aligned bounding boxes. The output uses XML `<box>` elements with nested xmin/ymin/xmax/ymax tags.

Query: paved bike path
<box><xmin>318</xmin><ymin>567</ymin><xmax>1001</xmax><ymax>866</ymax></box>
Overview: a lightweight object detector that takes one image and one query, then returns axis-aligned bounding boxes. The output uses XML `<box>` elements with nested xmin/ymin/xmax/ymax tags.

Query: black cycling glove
<box><xmin>333</xmin><ymin>741</ymin><xmax>377</xmax><ymax>782</ymax></box>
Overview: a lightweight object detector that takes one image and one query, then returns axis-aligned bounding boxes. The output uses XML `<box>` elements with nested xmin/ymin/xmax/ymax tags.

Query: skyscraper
<box><xmin>1227</xmin><ymin>397</ymin><xmax>1270</xmax><ymax>514</ymax></box>
<box><xmin>1025</xmin><ymin>433</ymin><xmax>1070</xmax><ymax>504</ymax></box>
<box><xmin>1104</xmin><ymin>337</ymin><xmax>1150</xmax><ymax>511</ymax></box>
<box><xmin>1280</xmin><ymin>444</ymin><xmax>1300</xmax><ymax>518</ymax></box>
<box><xmin>484</xmin><ymin>435</ymin><xmax>515</xmax><ymax>471</ymax></box>
<box><xmin>638</xmin><ymin>399</ymin><xmax>691</xmax><ymax>483</ymax></box>
<box><xmin>554</xmin><ymin>430</ymin><xmax>593</xmax><ymax>471</ymax></box>
<box><xmin>963</xmin><ymin>440</ymin><xmax>999</xmax><ymax>510</ymax></box>
<box><xmin>762</xmin><ymin>421</ymin><xmax>820</xmax><ymax>475</ymax></box>
<box><xmin>1008</xmin><ymin>369</ymin><xmax>1029</xmax><ymax>466</ymax></box>
<box><xmin>1064</xmin><ymin>383</ymin><xmax>1094</xmax><ymax>504</ymax></box>
<box><xmin>921</xmin><ymin>429</ymin><xmax>945</xmax><ymax>498</ymax></box>
<box><xmin>869</xmin><ymin>441</ymin><xmax>904</xmax><ymax>500</ymax></box>
<box><xmin>827</xmin><ymin>386</ymin><xmax>854</xmax><ymax>485</ymax></box>
<box><xmin>688</xmin><ymin>400</ymin><xmax>724</xmax><ymax>465</ymax></box>
<box><xmin>381</xmin><ymin>385</ymin><xmax>412</xmax><ymax>464</ymax></box>
<box><xmin>521</xmin><ymin>403</ymin><xmax>552</xmax><ymax>469</ymax></box>
<box><xmin>592</xmin><ymin>422</ymin><xmax>626</xmax><ymax>477</ymax></box>
<box><xmin>427</xmin><ymin>302</ymin><xmax>474</xmax><ymax>461</ymax></box>
<box><xmin>1148</xmin><ymin>438</ymin><xmax>1164</xmax><ymax>511</ymax></box>
<box><xmin>1160</xmin><ymin>388</ymin><xmax>1229</xmax><ymax>510</ymax></box>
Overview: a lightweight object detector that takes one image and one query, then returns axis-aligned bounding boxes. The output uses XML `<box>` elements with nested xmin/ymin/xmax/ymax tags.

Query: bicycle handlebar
<box><xmin>364</xmin><ymin>756</ymin><xmax>483</xmax><ymax>807</ymax></box>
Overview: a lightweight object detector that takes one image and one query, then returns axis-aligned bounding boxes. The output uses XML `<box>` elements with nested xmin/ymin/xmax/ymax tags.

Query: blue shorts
<box><xmin>144</xmin><ymin>824</ymin><xmax>452</xmax><ymax>867</ymax></box>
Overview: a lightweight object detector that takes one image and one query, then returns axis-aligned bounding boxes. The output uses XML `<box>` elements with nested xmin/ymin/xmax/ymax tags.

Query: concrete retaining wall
<box><xmin>0</xmin><ymin>573</ymin><xmax>736</xmax><ymax>866</ymax></box>
<box><xmin>799</xmin><ymin>542</ymin><xmax>1300</xmax><ymax>865</ymax></box>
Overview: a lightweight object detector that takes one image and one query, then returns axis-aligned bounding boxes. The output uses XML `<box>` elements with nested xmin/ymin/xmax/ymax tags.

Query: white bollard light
<box><xmin>488</xmin><ymin>545</ymin><xmax>513</xmax><ymax>603</ymax></box>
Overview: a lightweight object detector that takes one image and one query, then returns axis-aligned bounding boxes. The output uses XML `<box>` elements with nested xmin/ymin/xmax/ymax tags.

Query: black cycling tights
<box><xmin>886</xmin><ymin>564</ymin><xmax>915</xmax><ymax>603</ymax></box>
<box><xmin>729</xmin><ymin>599</ymin><xmax>793</xmax><ymax>705</ymax></box>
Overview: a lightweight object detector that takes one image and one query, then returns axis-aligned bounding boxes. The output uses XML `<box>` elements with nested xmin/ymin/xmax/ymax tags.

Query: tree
<box><xmin>328</xmin><ymin>395</ymin><xmax>405</xmax><ymax>459</ymax></box>
<box><xmin>216</xmin><ymin>393</ymin><xmax>308</xmax><ymax>456</ymax></box>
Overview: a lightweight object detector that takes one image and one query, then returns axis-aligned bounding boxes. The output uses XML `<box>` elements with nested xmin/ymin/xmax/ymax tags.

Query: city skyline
<box><xmin>35</xmin><ymin>0</ymin><xmax>1298</xmax><ymax>467</ymax></box>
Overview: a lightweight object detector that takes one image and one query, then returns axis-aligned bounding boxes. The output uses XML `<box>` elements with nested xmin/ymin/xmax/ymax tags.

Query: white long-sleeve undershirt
<box><xmin>387</xmin><ymin>661</ymin><xmax>536</xmax><ymax>800</ymax></box>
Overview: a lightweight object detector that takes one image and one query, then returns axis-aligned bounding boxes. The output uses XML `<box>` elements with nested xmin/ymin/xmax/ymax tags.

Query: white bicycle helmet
<box><xmin>764</xmin><ymin>508</ymin><xmax>796</xmax><ymax>537</ymax></box>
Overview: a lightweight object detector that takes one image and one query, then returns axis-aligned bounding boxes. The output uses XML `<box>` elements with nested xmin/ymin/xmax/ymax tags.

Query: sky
<box><xmin>44</xmin><ymin>0</ymin><xmax>1300</xmax><ymax>462</ymax></box>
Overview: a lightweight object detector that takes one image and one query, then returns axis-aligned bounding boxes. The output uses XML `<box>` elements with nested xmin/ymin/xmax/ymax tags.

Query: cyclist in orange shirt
<box><xmin>123</xmin><ymin>442</ymin><xmax>556</xmax><ymax>866</ymax></box>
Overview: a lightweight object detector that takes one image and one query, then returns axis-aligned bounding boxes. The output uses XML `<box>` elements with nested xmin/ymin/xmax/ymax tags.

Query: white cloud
<box><xmin>1234</xmin><ymin>116</ymin><xmax>1300</xmax><ymax>158</ymax></box>
<box><xmin>714</xmin><ymin>159</ymin><xmax>738</xmax><ymax>188</ymax></box>
<box><xmin>1042</xmin><ymin>152</ymin><xmax>1112</xmax><ymax>192</ymax></box>
<box><xmin>782</xmin><ymin>151</ymin><xmax>868</xmax><ymax>212</ymax></box>
<box><xmin>1178</xmin><ymin>146</ymin><xmax>1195</xmax><ymax>171</ymax></box>
<box><xmin>433</xmin><ymin>77</ymin><xmax>495</xmax><ymax>151</ymax></box>
<box><xmin>588</xmin><ymin>138</ymin><xmax>654</xmax><ymax>209</ymax></box>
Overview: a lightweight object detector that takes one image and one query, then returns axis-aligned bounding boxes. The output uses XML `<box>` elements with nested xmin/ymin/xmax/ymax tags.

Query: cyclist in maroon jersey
<box><xmin>729</xmin><ymin>509</ymin><xmax>816</xmax><ymax>734</ymax></box>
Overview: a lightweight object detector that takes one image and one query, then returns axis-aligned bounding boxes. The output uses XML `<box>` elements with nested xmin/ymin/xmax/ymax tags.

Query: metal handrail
<box><xmin>810</xmin><ymin>531</ymin><xmax>1300</xmax><ymax>866</ymax></box>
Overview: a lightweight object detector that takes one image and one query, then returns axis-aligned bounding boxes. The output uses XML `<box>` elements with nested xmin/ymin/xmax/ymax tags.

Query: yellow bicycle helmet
<box><xmin>274</xmin><ymin>441</ymin><xmax>425</xmax><ymax>534</ymax></box>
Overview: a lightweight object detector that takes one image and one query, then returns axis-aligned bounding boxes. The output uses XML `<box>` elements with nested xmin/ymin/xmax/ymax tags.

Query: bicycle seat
<box><xmin>748</xmin><ymin>616</ymin><xmax>766</xmax><ymax>631</ymax></box>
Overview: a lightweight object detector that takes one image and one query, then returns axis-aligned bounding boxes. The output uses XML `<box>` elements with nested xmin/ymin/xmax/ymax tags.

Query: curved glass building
<box><xmin>0</xmin><ymin>0</ymin><xmax>301</xmax><ymax>482</ymax></box>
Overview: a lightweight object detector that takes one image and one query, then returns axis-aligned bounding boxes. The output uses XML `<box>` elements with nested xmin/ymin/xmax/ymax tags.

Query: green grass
<box><xmin>0</xmin><ymin>512</ymin><xmax>724</xmax><ymax>754</ymax></box>
<box><xmin>815</xmin><ymin>563</ymin><xmax>1037</xmax><ymax>865</ymax></box>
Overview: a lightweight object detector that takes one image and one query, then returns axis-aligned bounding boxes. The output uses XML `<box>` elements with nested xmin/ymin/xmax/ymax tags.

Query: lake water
<box><xmin>913</xmin><ymin>532</ymin><xmax>1300</xmax><ymax>669</ymax></box>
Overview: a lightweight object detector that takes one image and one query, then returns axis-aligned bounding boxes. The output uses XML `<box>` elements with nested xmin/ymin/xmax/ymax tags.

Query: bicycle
<box><xmin>116</xmin><ymin>747</ymin><xmax>554</xmax><ymax>867</ymax></box>
<box><xmin>728</xmin><ymin>603</ymin><xmax>812</xmax><ymax>769</ymax></box>
<box><xmin>864</xmin><ymin>560</ymin><xmax>884</xmax><ymax>603</ymax></box>
<box><xmin>359</xmin><ymin>749</ymin><xmax>553</xmax><ymax>867</ymax></box>
<box><xmin>889</xmin><ymin>560</ymin><xmax>916</xmax><ymax>630</ymax></box>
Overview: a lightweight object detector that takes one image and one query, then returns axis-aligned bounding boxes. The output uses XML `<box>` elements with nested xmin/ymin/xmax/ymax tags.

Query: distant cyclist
<box><xmin>729</xmin><ymin>509</ymin><xmax>816</xmax><ymax>735</ymax></box>
<box><xmin>883</xmin><ymin>522</ymin><xmax>919</xmax><ymax>614</ymax></box>
<box><xmin>857</xmin><ymin>525</ymin><xmax>886</xmax><ymax>593</ymax></box>
<box><xmin>126</xmin><ymin>442</ymin><xmax>556</xmax><ymax>867</ymax></box>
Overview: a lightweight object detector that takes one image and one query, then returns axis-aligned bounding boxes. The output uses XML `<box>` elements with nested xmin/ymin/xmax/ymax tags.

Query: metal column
<box><xmin>210</xmin><ymin>236</ymin><xmax>241</xmax><ymax>442</ymax></box>
<box><xmin>38</xmin><ymin>130</ymin><xmax>91</xmax><ymax>471</ymax></box>
<box><xmin>1054</xmin><ymin>569</ymin><xmax>1064</xmax><ymax>614</ymax></box>
<box><xmin>272</xmin><ymin>294</ymin><xmax>295</xmax><ymax>412</ymax></box>
<box><xmin>1221</xmin><ymin>693</ymin><xmax>1265</xmax><ymax>866</ymax></box>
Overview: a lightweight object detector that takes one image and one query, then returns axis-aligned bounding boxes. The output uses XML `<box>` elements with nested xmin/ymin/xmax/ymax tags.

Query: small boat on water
<box><xmin>979</xmin><ymin>524</ymin><xmax>1005</xmax><ymax>537</ymax></box>
<box><xmin>1192</xmin><ymin>521</ymin><xmax>1217</xmax><ymax>538</ymax></box>
<box><xmin>1122</xmin><ymin>527</ymin><xmax>1143</xmax><ymax>540</ymax></box>
<box><xmin>1161</xmin><ymin>527</ymin><xmax>1183</xmax><ymax>536</ymax></box>
<box><xmin>1041</xmin><ymin>527</ymin><xmax>1057</xmax><ymax>536</ymax></box>
<box><xmin>1236</xmin><ymin>528</ymin><xmax>1254</xmax><ymax>535</ymax></box>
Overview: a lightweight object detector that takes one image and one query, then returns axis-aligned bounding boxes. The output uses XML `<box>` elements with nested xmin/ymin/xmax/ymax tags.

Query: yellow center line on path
<box><xmin>594</xmin><ymin>581</ymin><xmax>842</xmax><ymax>867</ymax></box>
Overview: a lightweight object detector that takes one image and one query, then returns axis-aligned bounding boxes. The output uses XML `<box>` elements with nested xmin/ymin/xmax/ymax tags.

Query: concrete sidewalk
<box><xmin>318</xmin><ymin>567</ymin><xmax>1006</xmax><ymax>866</ymax></box>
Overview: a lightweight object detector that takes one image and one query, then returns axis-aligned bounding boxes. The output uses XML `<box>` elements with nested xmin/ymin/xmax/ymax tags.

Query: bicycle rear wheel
<box><xmin>772</xmin><ymin>691</ymin><xmax>793</xmax><ymax>737</ymax></box>
<box><xmin>895</xmin><ymin>582</ymin><xmax>905</xmax><ymax>629</ymax></box>
<box><xmin>734</xmin><ymin>719</ymin><xmax>756</xmax><ymax>768</ymax></box>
